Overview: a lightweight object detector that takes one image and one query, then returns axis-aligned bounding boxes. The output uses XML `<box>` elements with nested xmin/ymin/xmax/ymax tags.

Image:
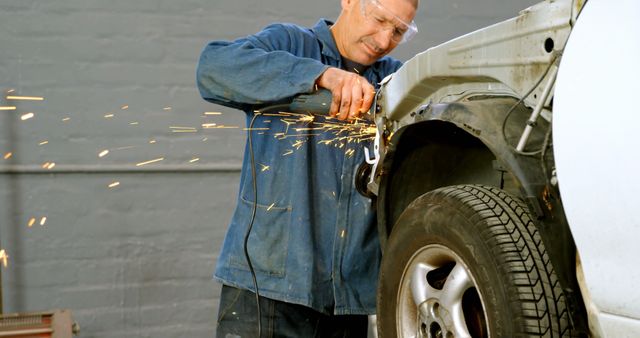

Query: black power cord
<box><xmin>244</xmin><ymin>104</ymin><xmax>291</xmax><ymax>338</ymax></box>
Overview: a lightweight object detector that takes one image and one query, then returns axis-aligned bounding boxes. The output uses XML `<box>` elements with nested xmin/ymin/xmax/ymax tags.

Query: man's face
<box><xmin>342</xmin><ymin>0</ymin><xmax>417</xmax><ymax>65</ymax></box>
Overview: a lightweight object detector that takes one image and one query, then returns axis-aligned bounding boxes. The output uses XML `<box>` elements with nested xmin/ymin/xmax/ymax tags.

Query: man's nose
<box><xmin>373</xmin><ymin>29</ymin><xmax>393</xmax><ymax>51</ymax></box>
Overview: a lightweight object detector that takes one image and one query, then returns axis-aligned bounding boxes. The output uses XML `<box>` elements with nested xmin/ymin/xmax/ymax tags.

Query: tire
<box><xmin>377</xmin><ymin>185</ymin><xmax>576</xmax><ymax>338</ymax></box>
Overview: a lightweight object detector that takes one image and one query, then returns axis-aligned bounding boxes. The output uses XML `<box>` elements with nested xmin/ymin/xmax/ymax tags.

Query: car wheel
<box><xmin>377</xmin><ymin>185</ymin><xmax>576</xmax><ymax>337</ymax></box>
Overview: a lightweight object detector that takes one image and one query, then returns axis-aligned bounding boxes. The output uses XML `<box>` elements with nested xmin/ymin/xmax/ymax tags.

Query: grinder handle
<box><xmin>289</xmin><ymin>89</ymin><xmax>333</xmax><ymax>115</ymax></box>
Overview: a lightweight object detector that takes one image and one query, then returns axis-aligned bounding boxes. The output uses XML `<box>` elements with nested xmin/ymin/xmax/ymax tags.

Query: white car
<box><xmin>365</xmin><ymin>0</ymin><xmax>640</xmax><ymax>336</ymax></box>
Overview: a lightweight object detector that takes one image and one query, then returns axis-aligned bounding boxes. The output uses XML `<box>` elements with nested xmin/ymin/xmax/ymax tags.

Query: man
<box><xmin>197</xmin><ymin>0</ymin><xmax>418</xmax><ymax>335</ymax></box>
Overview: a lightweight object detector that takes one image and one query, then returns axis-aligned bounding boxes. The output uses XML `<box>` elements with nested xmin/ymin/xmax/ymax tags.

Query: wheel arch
<box><xmin>375</xmin><ymin>96</ymin><xmax>589</xmax><ymax>333</ymax></box>
<box><xmin>377</xmin><ymin>97</ymin><xmax>547</xmax><ymax>246</ymax></box>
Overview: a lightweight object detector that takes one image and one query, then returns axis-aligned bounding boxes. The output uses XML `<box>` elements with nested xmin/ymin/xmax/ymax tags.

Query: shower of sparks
<box><xmin>98</xmin><ymin>149</ymin><xmax>110</xmax><ymax>158</ymax></box>
<box><xmin>62</xmin><ymin>117</ymin><xmax>71</xmax><ymax>122</ymax></box>
<box><xmin>163</xmin><ymin>107</ymin><xmax>172</xmax><ymax>111</ymax></box>
<box><xmin>39</xmin><ymin>140</ymin><xmax>49</xmax><ymax>146</ymax></box>
<box><xmin>0</xmin><ymin>249</ymin><xmax>8</xmax><ymax>267</ymax></box>
<box><xmin>104</xmin><ymin>114</ymin><xmax>114</xmax><ymax>118</ymax></box>
<box><xmin>28</xmin><ymin>218</ymin><xmax>36</xmax><ymax>227</ymax></box>
<box><xmin>266</xmin><ymin>203</ymin><xmax>275</xmax><ymax>211</ymax></box>
<box><xmin>6</xmin><ymin>95</ymin><xmax>44</xmax><ymax>101</ymax></box>
<box><xmin>21</xmin><ymin>112</ymin><xmax>35</xmax><ymax>120</ymax></box>
<box><xmin>121</xmin><ymin>105</ymin><xmax>129</xmax><ymax>110</ymax></box>
<box><xmin>189</xmin><ymin>158</ymin><xmax>200</xmax><ymax>163</ymax></box>
<box><xmin>40</xmin><ymin>216</ymin><xmax>47</xmax><ymax>226</ymax></box>
<box><xmin>3</xmin><ymin>152</ymin><xmax>12</xmax><ymax>160</ymax></box>
<box><xmin>136</xmin><ymin>157</ymin><xmax>164</xmax><ymax>167</ymax></box>
<box><xmin>0</xmin><ymin>106</ymin><xmax>16</xmax><ymax>111</ymax></box>
<box><xmin>204</xmin><ymin>112</ymin><xmax>222</xmax><ymax>115</ymax></box>
<box><xmin>259</xmin><ymin>164</ymin><xmax>270</xmax><ymax>172</ymax></box>
<box><xmin>108</xmin><ymin>181</ymin><xmax>120</xmax><ymax>188</ymax></box>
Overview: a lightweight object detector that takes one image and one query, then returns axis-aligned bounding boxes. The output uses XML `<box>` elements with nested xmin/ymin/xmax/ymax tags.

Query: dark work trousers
<box><xmin>216</xmin><ymin>285</ymin><xmax>369</xmax><ymax>338</ymax></box>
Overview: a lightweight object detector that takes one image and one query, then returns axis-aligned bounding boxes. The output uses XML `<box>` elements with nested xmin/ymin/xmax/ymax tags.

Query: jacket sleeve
<box><xmin>196</xmin><ymin>23</ymin><xmax>329</xmax><ymax>110</ymax></box>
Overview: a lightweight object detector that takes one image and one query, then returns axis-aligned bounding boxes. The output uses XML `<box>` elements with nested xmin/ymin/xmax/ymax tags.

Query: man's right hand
<box><xmin>316</xmin><ymin>67</ymin><xmax>375</xmax><ymax>121</ymax></box>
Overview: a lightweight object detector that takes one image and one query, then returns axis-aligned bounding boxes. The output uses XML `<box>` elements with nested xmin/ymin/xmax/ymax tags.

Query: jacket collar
<box><xmin>312</xmin><ymin>19</ymin><xmax>342</xmax><ymax>61</ymax></box>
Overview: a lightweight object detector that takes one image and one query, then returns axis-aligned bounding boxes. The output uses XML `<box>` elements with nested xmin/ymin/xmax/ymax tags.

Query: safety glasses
<box><xmin>360</xmin><ymin>0</ymin><xmax>418</xmax><ymax>44</ymax></box>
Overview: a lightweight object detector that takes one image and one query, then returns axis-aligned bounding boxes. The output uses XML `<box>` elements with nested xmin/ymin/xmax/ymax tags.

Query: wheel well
<box><xmin>380</xmin><ymin>120</ymin><xmax>518</xmax><ymax>240</ymax></box>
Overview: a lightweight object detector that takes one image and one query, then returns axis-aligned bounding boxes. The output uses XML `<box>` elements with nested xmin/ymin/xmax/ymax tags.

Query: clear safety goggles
<box><xmin>360</xmin><ymin>0</ymin><xmax>418</xmax><ymax>44</ymax></box>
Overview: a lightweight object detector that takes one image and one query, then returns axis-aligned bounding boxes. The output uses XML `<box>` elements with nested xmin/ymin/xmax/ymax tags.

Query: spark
<box><xmin>104</xmin><ymin>114</ymin><xmax>114</xmax><ymax>118</ymax></box>
<box><xmin>345</xmin><ymin>149</ymin><xmax>355</xmax><ymax>157</ymax></box>
<box><xmin>98</xmin><ymin>149</ymin><xmax>109</xmax><ymax>158</ymax></box>
<box><xmin>121</xmin><ymin>105</ymin><xmax>129</xmax><ymax>110</ymax></box>
<box><xmin>149</xmin><ymin>139</ymin><xmax>156</xmax><ymax>144</ymax></box>
<box><xmin>39</xmin><ymin>140</ymin><xmax>49</xmax><ymax>146</ymax></box>
<box><xmin>28</xmin><ymin>218</ymin><xmax>36</xmax><ymax>227</ymax></box>
<box><xmin>170</xmin><ymin>126</ymin><xmax>197</xmax><ymax>132</ymax></box>
<box><xmin>340</xmin><ymin>229</ymin><xmax>346</xmax><ymax>238</ymax></box>
<box><xmin>243</xmin><ymin>127</ymin><xmax>269</xmax><ymax>131</ymax></box>
<box><xmin>136</xmin><ymin>157</ymin><xmax>164</xmax><ymax>167</ymax></box>
<box><xmin>21</xmin><ymin>112</ymin><xmax>35</xmax><ymax>120</ymax></box>
<box><xmin>299</xmin><ymin>115</ymin><xmax>314</xmax><ymax>123</ymax></box>
<box><xmin>3</xmin><ymin>152</ymin><xmax>12</xmax><ymax>160</ymax></box>
<box><xmin>116</xmin><ymin>145</ymin><xmax>135</xmax><ymax>150</ymax></box>
<box><xmin>189</xmin><ymin>158</ymin><xmax>200</xmax><ymax>163</ymax></box>
<box><xmin>204</xmin><ymin>112</ymin><xmax>222</xmax><ymax>115</ymax></box>
<box><xmin>259</xmin><ymin>163</ymin><xmax>270</xmax><ymax>172</ymax></box>
<box><xmin>129</xmin><ymin>122</ymin><xmax>139</xmax><ymax>125</ymax></box>
<box><xmin>0</xmin><ymin>249</ymin><xmax>8</xmax><ymax>267</ymax></box>
<box><xmin>292</xmin><ymin>140</ymin><xmax>305</xmax><ymax>149</ymax></box>
<box><xmin>163</xmin><ymin>107</ymin><xmax>172</xmax><ymax>111</ymax></box>
<box><xmin>202</xmin><ymin>123</ymin><xmax>217</xmax><ymax>129</ymax></box>
<box><xmin>108</xmin><ymin>181</ymin><xmax>120</xmax><ymax>188</ymax></box>
<box><xmin>266</xmin><ymin>203</ymin><xmax>275</xmax><ymax>211</ymax></box>
<box><xmin>202</xmin><ymin>137</ymin><xmax>208</xmax><ymax>142</ymax></box>
<box><xmin>6</xmin><ymin>95</ymin><xmax>44</xmax><ymax>101</ymax></box>
<box><xmin>282</xmin><ymin>150</ymin><xmax>294</xmax><ymax>156</ymax></box>
<box><xmin>7</xmin><ymin>89</ymin><xmax>15</xmax><ymax>93</ymax></box>
<box><xmin>40</xmin><ymin>216</ymin><xmax>47</xmax><ymax>226</ymax></box>
<box><xmin>42</xmin><ymin>162</ymin><xmax>56</xmax><ymax>169</ymax></box>
<box><xmin>62</xmin><ymin>117</ymin><xmax>71</xmax><ymax>122</ymax></box>
<box><xmin>209</xmin><ymin>125</ymin><xmax>239</xmax><ymax>129</ymax></box>
<box><xmin>0</xmin><ymin>106</ymin><xmax>16</xmax><ymax>111</ymax></box>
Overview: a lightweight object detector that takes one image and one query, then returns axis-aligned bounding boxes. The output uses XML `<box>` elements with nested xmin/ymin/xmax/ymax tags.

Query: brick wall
<box><xmin>0</xmin><ymin>1</ymin><xmax>538</xmax><ymax>337</ymax></box>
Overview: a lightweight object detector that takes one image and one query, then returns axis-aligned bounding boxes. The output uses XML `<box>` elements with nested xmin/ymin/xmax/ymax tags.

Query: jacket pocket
<box><xmin>229</xmin><ymin>197</ymin><xmax>292</xmax><ymax>277</ymax></box>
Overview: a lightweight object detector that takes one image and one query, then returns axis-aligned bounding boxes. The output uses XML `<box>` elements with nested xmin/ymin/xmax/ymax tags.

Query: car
<box><xmin>364</xmin><ymin>0</ymin><xmax>640</xmax><ymax>336</ymax></box>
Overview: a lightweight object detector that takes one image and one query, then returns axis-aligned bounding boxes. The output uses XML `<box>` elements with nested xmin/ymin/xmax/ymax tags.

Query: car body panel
<box><xmin>554</xmin><ymin>0</ymin><xmax>640</xmax><ymax>335</ymax></box>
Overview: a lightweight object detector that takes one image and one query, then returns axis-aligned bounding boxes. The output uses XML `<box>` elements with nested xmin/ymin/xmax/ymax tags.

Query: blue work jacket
<box><xmin>196</xmin><ymin>19</ymin><xmax>402</xmax><ymax>315</ymax></box>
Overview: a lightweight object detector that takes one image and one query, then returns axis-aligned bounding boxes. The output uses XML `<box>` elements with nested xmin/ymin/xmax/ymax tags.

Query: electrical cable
<box><xmin>243</xmin><ymin>103</ymin><xmax>292</xmax><ymax>338</ymax></box>
<box><xmin>245</xmin><ymin>111</ymin><xmax>262</xmax><ymax>338</ymax></box>
<box><xmin>501</xmin><ymin>53</ymin><xmax>559</xmax><ymax>156</ymax></box>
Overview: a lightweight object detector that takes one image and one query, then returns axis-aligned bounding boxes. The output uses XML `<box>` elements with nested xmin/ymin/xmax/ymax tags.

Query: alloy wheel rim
<box><xmin>396</xmin><ymin>244</ymin><xmax>489</xmax><ymax>338</ymax></box>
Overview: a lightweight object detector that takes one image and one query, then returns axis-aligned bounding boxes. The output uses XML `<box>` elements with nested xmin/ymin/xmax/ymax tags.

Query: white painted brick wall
<box><xmin>0</xmin><ymin>1</ymin><xmax>539</xmax><ymax>337</ymax></box>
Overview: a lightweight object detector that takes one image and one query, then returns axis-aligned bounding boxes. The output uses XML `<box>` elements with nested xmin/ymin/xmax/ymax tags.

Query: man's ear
<box><xmin>342</xmin><ymin>0</ymin><xmax>356</xmax><ymax>12</ymax></box>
